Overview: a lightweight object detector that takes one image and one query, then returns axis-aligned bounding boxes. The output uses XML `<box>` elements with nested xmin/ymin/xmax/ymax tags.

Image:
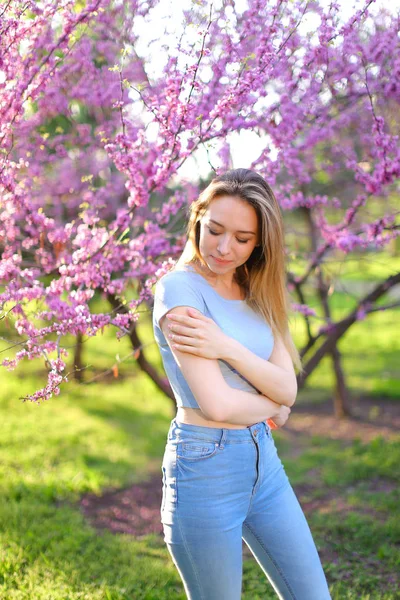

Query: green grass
<box><xmin>1</xmin><ymin>372</ymin><xmax>179</xmax><ymax>599</ymax></box>
<box><xmin>1</xmin><ymin>255</ymin><xmax>399</xmax><ymax>598</ymax></box>
<box><xmin>2</xmin><ymin>372</ymin><xmax>399</xmax><ymax>598</ymax></box>
<box><xmin>1</xmin><ymin>503</ymin><xmax>177</xmax><ymax>599</ymax></box>
<box><xmin>273</xmin><ymin>434</ymin><xmax>400</xmax><ymax>598</ymax></box>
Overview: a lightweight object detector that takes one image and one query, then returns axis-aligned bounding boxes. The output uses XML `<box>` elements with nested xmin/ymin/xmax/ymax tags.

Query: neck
<box><xmin>193</xmin><ymin>259</ymin><xmax>238</xmax><ymax>290</ymax></box>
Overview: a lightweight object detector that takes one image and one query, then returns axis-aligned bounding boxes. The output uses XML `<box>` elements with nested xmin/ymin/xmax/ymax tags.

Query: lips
<box><xmin>212</xmin><ymin>256</ymin><xmax>232</xmax><ymax>264</ymax></box>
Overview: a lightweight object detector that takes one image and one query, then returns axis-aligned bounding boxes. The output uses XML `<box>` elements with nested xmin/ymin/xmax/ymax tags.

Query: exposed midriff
<box><xmin>176</xmin><ymin>406</ymin><xmax>250</xmax><ymax>429</ymax></box>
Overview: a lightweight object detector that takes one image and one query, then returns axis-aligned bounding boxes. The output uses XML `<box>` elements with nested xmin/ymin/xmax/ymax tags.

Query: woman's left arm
<box><xmin>221</xmin><ymin>332</ymin><xmax>297</xmax><ymax>407</ymax></box>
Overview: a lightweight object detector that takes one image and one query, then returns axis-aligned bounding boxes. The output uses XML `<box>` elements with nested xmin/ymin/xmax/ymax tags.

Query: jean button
<box><xmin>254</xmin><ymin>430</ymin><xmax>258</xmax><ymax>436</ymax></box>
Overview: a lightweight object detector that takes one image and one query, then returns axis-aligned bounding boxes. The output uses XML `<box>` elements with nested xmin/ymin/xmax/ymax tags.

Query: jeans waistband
<box><xmin>167</xmin><ymin>417</ymin><xmax>271</xmax><ymax>445</ymax></box>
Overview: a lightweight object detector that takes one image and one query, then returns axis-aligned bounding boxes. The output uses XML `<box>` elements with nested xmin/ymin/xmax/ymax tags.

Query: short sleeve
<box><xmin>152</xmin><ymin>271</ymin><xmax>205</xmax><ymax>330</ymax></box>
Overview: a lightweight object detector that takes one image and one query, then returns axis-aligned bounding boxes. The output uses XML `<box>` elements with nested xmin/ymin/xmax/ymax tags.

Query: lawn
<box><xmin>0</xmin><ymin>253</ymin><xmax>399</xmax><ymax>599</ymax></box>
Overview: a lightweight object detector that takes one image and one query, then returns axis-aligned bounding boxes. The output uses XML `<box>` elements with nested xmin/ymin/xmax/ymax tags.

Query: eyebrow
<box><xmin>209</xmin><ymin>219</ymin><xmax>256</xmax><ymax>235</ymax></box>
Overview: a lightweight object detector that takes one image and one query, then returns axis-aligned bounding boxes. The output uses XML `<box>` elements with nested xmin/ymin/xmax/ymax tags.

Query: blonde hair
<box><xmin>178</xmin><ymin>168</ymin><xmax>303</xmax><ymax>374</ymax></box>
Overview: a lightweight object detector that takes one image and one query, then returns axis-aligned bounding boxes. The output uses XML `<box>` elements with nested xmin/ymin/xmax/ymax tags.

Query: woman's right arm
<box><xmin>160</xmin><ymin>306</ymin><xmax>283</xmax><ymax>426</ymax></box>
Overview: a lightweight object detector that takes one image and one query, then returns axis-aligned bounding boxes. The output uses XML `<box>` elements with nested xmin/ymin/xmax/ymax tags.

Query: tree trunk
<box><xmin>331</xmin><ymin>344</ymin><xmax>351</xmax><ymax>417</ymax></box>
<box><xmin>73</xmin><ymin>332</ymin><xmax>84</xmax><ymax>383</ymax></box>
<box><xmin>301</xmin><ymin>205</ymin><xmax>352</xmax><ymax>417</ymax></box>
<box><xmin>107</xmin><ymin>293</ymin><xmax>175</xmax><ymax>406</ymax></box>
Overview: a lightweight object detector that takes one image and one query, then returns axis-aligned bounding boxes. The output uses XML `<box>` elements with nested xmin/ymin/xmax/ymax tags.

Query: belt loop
<box><xmin>218</xmin><ymin>428</ymin><xmax>227</xmax><ymax>449</ymax></box>
<box><xmin>263</xmin><ymin>421</ymin><xmax>271</xmax><ymax>438</ymax></box>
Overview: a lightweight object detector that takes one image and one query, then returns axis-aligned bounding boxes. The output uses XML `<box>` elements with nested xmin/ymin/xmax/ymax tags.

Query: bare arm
<box><xmin>218</xmin><ymin>388</ymin><xmax>284</xmax><ymax>426</ymax></box>
<box><xmin>160</xmin><ymin>307</ymin><xmax>283</xmax><ymax>425</ymax></box>
<box><xmin>221</xmin><ymin>332</ymin><xmax>297</xmax><ymax>407</ymax></box>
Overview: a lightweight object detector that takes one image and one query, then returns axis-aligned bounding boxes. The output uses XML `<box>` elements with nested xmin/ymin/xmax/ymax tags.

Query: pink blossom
<box><xmin>1</xmin><ymin>0</ymin><xmax>398</xmax><ymax>401</ymax></box>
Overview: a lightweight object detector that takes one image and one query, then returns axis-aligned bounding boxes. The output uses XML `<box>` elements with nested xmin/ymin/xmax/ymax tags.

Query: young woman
<box><xmin>152</xmin><ymin>169</ymin><xmax>331</xmax><ymax>600</ymax></box>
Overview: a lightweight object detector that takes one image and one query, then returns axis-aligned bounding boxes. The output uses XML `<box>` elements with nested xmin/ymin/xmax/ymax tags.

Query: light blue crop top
<box><xmin>152</xmin><ymin>264</ymin><xmax>275</xmax><ymax>409</ymax></box>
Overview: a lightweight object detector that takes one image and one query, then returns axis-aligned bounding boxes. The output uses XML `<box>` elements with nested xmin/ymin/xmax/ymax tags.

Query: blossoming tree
<box><xmin>1</xmin><ymin>0</ymin><xmax>399</xmax><ymax>415</ymax></box>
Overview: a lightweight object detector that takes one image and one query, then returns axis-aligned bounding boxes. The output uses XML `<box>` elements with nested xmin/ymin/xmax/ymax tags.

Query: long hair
<box><xmin>177</xmin><ymin>168</ymin><xmax>303</xmax><ymax>374</ymax></box>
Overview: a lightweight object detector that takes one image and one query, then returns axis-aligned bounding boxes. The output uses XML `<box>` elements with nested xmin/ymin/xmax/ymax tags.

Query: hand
<box><xmin>165</xmin><ymin>308</ymin><xmax>229</xmax><ymax>360</ymax></box>
<box><xmin>268</xmin><ymin>405</ymin><xmax>291</xmax><ymax>429</ymax></box>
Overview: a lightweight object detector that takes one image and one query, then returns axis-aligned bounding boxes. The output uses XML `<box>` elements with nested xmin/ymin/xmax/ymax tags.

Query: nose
<box><xmin>217</xmin><ymin>235</ymin><xmax>232</xmax><ymax>256</ymax></box>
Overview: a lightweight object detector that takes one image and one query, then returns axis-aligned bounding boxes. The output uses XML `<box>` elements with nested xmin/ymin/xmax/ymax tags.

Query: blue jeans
<box><xmin>160</xmin><ymin>418</ymin><xmax>331</xmax><ymax>600</ymax></box>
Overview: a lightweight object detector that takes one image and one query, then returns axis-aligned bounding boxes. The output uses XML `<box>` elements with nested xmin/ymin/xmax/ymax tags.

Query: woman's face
<box><xmin>198</xmin><ymin>195</ymin><xmax>259</xmax><ymax>274</ymax></box>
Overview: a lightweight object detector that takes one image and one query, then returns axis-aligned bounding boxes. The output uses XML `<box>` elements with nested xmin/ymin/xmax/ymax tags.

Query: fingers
<box><xmin>169</xmin><ymin>333</ymin><xmax>197</xmax><ymax>346</ymax></box>
<box><xmin>166</xmin><ymin>311</ymin><xmax>207</xmax><ymax>325</ymax></box>
<box><xmin>167</xmin><ymin>323</ymin><xmax>196</xmax><ymax>337</ymax></box>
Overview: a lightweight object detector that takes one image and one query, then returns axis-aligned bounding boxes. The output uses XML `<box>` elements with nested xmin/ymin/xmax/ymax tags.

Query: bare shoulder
<box><xmin>159</xmin><ymin>304</ymin><xmax>193</xmax><ymax>336</ymax></box>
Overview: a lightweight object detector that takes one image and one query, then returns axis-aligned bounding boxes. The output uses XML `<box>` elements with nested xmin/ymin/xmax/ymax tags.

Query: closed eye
<box><xmin>208</xmin><ymin>228</ymin><xmax>249</xmax><ymax>244</ymax></box>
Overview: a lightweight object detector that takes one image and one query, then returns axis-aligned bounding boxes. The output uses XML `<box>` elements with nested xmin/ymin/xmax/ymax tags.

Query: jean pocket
<box><xmin>177</xmin><ymin>440</ymin><xmax>218</xmax><ymax>461</ymax></box>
